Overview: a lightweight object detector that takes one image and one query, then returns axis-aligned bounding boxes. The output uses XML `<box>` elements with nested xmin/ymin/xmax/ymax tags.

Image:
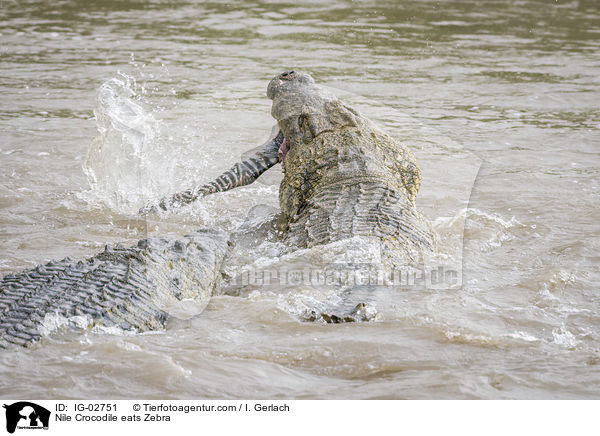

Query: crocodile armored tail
<box><xmin>0</xmin><ymin>230</ymin><xmax>229</xmax><ymax>348</ymax></box>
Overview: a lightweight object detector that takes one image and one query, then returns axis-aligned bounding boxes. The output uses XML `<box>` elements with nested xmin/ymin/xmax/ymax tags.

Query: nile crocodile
<box><xmin>1</xmin><ymin>71</ymin><xmax>433</xmax><ymax>347</ymax></box>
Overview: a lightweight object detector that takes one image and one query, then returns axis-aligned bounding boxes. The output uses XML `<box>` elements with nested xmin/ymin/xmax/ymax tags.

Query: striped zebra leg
<box><xmin>141</xmin><ymin>130</ymin><xmax>284</xmax><ymax>214</ymax></box>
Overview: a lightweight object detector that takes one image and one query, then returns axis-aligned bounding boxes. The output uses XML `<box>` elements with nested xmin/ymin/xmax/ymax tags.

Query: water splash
<box><xmin>81</xmin><ymin>72</ymin><xmax>175</xmax><ymax>214</ymax></box>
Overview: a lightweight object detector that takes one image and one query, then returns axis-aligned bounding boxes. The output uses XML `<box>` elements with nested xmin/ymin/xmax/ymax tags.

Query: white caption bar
<box><xmin>0</xmin><ymin>400</ymin><xmax>596</xmax><ymax>435</ymax></box>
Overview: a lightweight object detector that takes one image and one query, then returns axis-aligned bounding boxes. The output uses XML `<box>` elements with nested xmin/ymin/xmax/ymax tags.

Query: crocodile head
<box><xmin>267</xmin><ymin>70</ymin><xmax>359</xmax><ymax>171</ymax></box>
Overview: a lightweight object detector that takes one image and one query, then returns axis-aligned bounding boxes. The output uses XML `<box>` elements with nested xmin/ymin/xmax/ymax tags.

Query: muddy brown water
<box><xmin>0</xmin><ymin>0</ymin><xmax>599</xmax><ymax>399</ymax></box>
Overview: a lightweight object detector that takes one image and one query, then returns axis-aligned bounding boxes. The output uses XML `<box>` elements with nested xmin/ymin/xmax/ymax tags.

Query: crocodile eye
<box><xmin>281</xmin><ymin>70</ymin><xmax>295</xmax><ymax>79</ymax></box>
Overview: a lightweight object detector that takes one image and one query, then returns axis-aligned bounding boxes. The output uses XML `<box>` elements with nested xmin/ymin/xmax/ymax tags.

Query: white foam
<box><xmin>39</xmin><ymin>312</ymin><xmax>93</xmax><ymax>336</ymax></box>
<box><xmin>551</xmin><ymin>326</ymin><xmax>582</xmax><ymax>348</ymax></box>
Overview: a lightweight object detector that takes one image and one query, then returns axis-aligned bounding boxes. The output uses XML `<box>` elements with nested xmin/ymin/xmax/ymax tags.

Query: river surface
<box><xmin>1</xmin><ymin>0</ymin><xmax>599</xmax><ymax>399</ymax></box>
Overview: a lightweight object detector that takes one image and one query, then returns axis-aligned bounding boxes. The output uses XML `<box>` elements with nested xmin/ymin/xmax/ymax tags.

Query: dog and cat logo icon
<box><xmin>3</xmin><ymin>402</ymin><xmax>50</xmax><ymax>433</ymax></box>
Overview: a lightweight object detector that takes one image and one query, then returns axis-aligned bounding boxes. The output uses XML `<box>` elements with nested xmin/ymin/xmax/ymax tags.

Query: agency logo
<box><xmin>3</xmin><ymin>402</ymin><xmax>50</xmax><ymax>434</ymax></box>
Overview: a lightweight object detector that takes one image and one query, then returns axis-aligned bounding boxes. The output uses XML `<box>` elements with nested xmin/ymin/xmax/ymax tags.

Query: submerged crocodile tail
<box><xmin>161</xmin><ymin>131</ymin><xmax>284</xmax><ymax>209</ymax></box>
<box><xmin>0</xmin><ymin>229</ymin><xmax>230</xmax><ymax>348</ymax></box>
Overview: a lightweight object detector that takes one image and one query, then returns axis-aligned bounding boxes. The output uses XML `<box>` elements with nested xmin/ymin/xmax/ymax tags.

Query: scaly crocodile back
<box><xmin>279</xmin><ymin>118</ymin><xmax>434</xmax><ymax>254</ymax></box>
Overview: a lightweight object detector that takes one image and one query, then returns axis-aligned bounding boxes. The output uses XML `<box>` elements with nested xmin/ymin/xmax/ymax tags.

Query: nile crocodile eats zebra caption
<box><xmin>0</xmin><ymin>71</ymin><xmax>435</xmax><ymax>348</ymax></box>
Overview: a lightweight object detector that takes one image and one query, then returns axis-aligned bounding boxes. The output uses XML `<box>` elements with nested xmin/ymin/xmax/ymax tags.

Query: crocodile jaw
<box><xmin>277</xmin><ymin>137</ymin><xmax>290</xmax><ymax>173</ymax></box>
